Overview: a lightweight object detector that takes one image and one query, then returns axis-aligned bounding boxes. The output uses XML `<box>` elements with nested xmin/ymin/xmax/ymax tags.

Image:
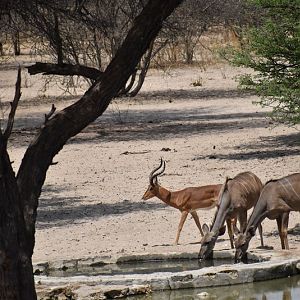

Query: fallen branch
<box><xmin>121</xmin><ymin>150</ymin><xmax>150</xmax><ymax>155</ymax></box>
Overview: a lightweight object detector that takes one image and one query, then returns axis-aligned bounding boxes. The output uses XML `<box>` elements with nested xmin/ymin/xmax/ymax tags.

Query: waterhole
<box><xmin>43</xmin><ymin>257</ymin><xmax>246</xmax><ymax>277</ymax></box>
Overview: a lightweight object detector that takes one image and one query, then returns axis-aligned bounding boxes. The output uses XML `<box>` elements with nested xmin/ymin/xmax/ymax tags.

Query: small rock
<box><xmin>288</xmin><ymin>223</ymin><xmax>300</xmax><ymax>235</ymax></box>
<box><xmin>197</xmin><ymin>291</ymin><xmax>210</xmax><ymax>298</ymax></box>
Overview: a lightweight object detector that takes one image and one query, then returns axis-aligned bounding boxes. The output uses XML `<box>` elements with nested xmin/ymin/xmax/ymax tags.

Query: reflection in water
<box><xmin>130</xmin><ymin>275</ymin><xmax>300</xmax><ymax>300</ymax></box>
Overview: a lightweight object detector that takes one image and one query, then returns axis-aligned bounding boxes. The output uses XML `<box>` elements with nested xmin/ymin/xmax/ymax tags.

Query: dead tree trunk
<box><xmin>0</xmin><ymin>69</ymin><xmax>36</xmax><ymax>299</ymax></box>
<box><xmin>1</xmin><ymin>1</ymin><xmax>184</xmax><ymax>299</ymax></box>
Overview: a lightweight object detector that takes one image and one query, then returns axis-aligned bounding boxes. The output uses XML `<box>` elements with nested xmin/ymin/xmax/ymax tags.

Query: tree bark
<box><xmin>1</xmin><ymin>0</ymin><xmax>184</xmax><ymax>299</ymax></box>
<box><xmin>0</xmin><ymin>144</ymin><xmax>36</xmax><ymax>299</ymax></box>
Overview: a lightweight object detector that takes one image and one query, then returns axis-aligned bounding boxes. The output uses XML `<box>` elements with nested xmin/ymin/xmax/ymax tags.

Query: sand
<box><xmin>1</xmin><ymin>62</ymin><xmax>299</xmax><ymax>263</ymax></box>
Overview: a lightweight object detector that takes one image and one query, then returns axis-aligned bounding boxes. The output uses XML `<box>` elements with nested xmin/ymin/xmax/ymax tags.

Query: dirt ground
<box><xmin>1</xmin><ymin>61</ymin><xmax>299</xmax><ymax>263</ymax></box>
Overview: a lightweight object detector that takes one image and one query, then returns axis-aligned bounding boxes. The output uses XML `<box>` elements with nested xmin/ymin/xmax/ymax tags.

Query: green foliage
<box><xmin>227</xmin><ymin>0</ymin><xmax>300</xmax><ymax>124</ymax></box>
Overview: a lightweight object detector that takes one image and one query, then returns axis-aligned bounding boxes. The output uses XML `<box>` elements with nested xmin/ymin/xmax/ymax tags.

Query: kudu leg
<box><xmin>282</xmin><ymin>212</ymin><xmax>290</xmax><ymax>250</ymax></box>
<box><xmin>190</xmin><ymin>211</ymin><xmax>204</xmax><ymax>237</ymax></box>
<box><xmin>226</xmin><ymin>218</ymin><xmax>234</xmax><ymax>249</ymax></box>
<box><xmin>258</xmin><ymin>223</ymin><xmax>264</xmax><ymax>247</ymax></box>
<box><xmin>175</xmin><ymin>211</ymin><xmax>189</xmax><ymax>245</ymax></box>
<box><xmin>277</xmin><ymin>212</ymin><xmax>290</xmax><ymax>249</ymax></box>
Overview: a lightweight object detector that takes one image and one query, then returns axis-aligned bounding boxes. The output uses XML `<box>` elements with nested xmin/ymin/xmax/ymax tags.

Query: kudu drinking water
<box><xmin>198</xmin><ymin>171</ymin><xmax>264</xmax><ymax>260</ymax></box>
<box><xmin>235</xmin><ymin>173</ymin><xmax>300</xmax><ymax>262</ymax></box>
<box><xmin>142</xmin><ymin>159</ymin><xmax>223</xmax><ymax>244</ymax></box>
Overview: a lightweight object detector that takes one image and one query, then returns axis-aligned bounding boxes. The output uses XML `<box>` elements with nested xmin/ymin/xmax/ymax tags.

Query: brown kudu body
<box><xmin>235</xmin><ymin>173</ymin><xmax>300</xmax><ymax>262</ymax></box>
<box><xmin>199</xmin><ymin>171</ymin><xmax>264</xmax><ymax>260</ymax></box>
<box><xmin>142</xmin><ymin>159</ymin><xmax>222</xmax><ymax>244</ymax></box>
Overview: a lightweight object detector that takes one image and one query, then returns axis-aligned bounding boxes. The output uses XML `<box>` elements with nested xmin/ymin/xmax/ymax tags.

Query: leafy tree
<box><xmin>228</xmin><ymin>0</ymin><xmax>300</xmax><ymax>124</ymax></box>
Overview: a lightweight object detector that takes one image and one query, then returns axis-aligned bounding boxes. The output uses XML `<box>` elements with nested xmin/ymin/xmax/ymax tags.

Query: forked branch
<box><xmin>44</xmin><ymin>104</ymin><xmax>56</xmax><ymax>124</ymax></box>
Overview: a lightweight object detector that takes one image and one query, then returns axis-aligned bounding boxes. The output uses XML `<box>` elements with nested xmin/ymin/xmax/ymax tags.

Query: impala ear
<box><xmin>218</xmin><ymin>225</ymin><xmax>226</xmax><ymax>236</ymax></box>
<box><xmin>202</xmin><ymin>223</ymin><xmax>210</xmax><ymax>234</ymax></box>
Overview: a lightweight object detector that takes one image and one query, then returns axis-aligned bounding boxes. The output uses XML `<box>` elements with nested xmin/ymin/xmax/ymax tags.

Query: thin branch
<box><xmin>44</xmin><ymin>104</ymin><xmax>56</xmax><ymax>124</ymax></box>
<box><xmin>3</xmin><ymin>67</ymin><xmax>22</xmax><ymax>141</ymax></box>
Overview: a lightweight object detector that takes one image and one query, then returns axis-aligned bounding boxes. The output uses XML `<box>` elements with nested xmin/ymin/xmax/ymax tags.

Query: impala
<box><xmin>235</xmin><ymin>173</ymin><xmax>300</xmax><ymax>262</ymax></box>
<box><xmin>142</xmin><ymin>159</ymin><xmax>223</xmax><ymax>245</ymax></box>
<box><xmin>198</xmin><ymin>172</ymin><xmax>264</xmax><ymax>260</ymax></box>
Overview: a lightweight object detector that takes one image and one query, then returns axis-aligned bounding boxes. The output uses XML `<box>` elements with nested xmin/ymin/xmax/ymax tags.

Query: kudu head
<box><xmin>234</xmin><ymin>227</ymin><xmax>255</xmax><ymax>262</ymax></box>
<box><xmin>142</xmin><ymin>158</ymin><xmax>166</xmax><ymax>200</ymax></box>
<box><xmin>198</xmin><ymin>223</ymin><xmax>218</xmax><ymax>260</ymax></box>
<box><xmin>198</xmin><ymin>176</ymin><xmax>230</xmax><ymax>260</ymax></box>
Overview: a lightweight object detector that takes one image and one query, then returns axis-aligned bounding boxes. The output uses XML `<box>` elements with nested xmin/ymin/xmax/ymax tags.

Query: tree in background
<box><xmin>228</xmin><ymin>0</ymin><xmax>300</xmax><ymax>124</ymax></box>
<box><xmin>2</xmin><ymin>0</ymin><xmax>258</xmax><ymax>96</ymax></box>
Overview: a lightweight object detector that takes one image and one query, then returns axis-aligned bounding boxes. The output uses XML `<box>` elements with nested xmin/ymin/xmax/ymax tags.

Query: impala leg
<box><xmin>258</xmin><ymin>223</ymin><xmax>264</xmax><ymax>247</ymax></box>
<box><xmin>282</xmin><ymin>212</ymin><xmax>290</xmax><ymax>250</ymax></box>
<box><xmin>190</xmin><ymin>211</ymin><xmax>204</xmax><ymax>237</ymax></box>
<box><xmin>226</xmin><ymin>218</ymin><xmax>234</xmax><ymax>249</ymax></box>
<box><xmin>175</xmin><ymin>211</ymin><xmax>189</xmax><ymax>245</ymax></box>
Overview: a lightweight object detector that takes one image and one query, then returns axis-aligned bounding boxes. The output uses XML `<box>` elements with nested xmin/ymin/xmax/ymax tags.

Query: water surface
<box><xmin>131</xmin><ymin>275</ymin><xmax>300</xmax><ymax>300</ymax></box>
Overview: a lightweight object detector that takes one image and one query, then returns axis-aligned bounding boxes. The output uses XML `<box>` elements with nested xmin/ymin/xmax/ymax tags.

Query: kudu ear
<box><xmin>248</xmin><ymin>226</ymin><xmax>256</xmax><ymax>237</ymax></box>
<box><xmin>218</xmin><ymin>225</ymin><xmax>226</xmax><ymax>236</ymax></box>
<box><xmin>202</xmin><ymin>223</ymin><xmax>210</xmax><ymax>234</ymax></box>
<box><xmin>233</xmin><ymin>225</ymin><xmax>240</xmax><ymax>236</ymax></box>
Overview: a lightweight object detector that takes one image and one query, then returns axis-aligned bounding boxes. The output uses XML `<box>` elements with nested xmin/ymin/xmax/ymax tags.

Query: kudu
<box><xmin>235</xmin><ymin>173</ymin><xmax>300</xmax><ymax>262</ymax></box>
<box><xmin>198</xmin><ymin>171</ymin><xmax>264</xmax><ymax>260</ymax></box>
<box><xmin>142</xmin><ymin>159</ymin><xmax>223</xmax><ymax>245</ymax></box>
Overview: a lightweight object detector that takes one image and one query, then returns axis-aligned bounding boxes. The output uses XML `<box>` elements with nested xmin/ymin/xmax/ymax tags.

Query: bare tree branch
<box><xmin>26</xmin><ymin>62</ymin><xmax>103</xmax><ymax>81</ymax></box>
<box><xmin>44</xmin><ymin>104</ymin><xmax>56</xmax><ymax>124</ymax></box>
<box><xmin>3</xmin><ymin>67</ymin><xmax>21</xmax><ymax>141</ymax></box>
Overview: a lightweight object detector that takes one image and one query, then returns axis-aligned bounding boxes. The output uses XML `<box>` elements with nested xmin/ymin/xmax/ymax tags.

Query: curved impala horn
<box><xmin>149</xmin><ymin>158</ymin><xmax>166</xmax><ymax>186</ymax></box>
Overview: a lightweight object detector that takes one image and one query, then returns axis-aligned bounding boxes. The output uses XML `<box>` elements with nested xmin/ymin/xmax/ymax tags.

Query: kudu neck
<box><xmin>245</xmin><ymin>197</ymin><xmax>267</xmax><ymax>234</ymax></box>
<box><xmin>211</xmin><ymin>190</ymin><xmax>231</xmax><ymax>233</ymax></box>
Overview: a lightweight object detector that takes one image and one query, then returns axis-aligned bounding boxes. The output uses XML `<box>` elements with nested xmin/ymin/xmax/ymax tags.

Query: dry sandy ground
<box><xmin>0</xmin><ymin>61</ymin><xmax>299</xmax><ymax>264</ymax></box>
